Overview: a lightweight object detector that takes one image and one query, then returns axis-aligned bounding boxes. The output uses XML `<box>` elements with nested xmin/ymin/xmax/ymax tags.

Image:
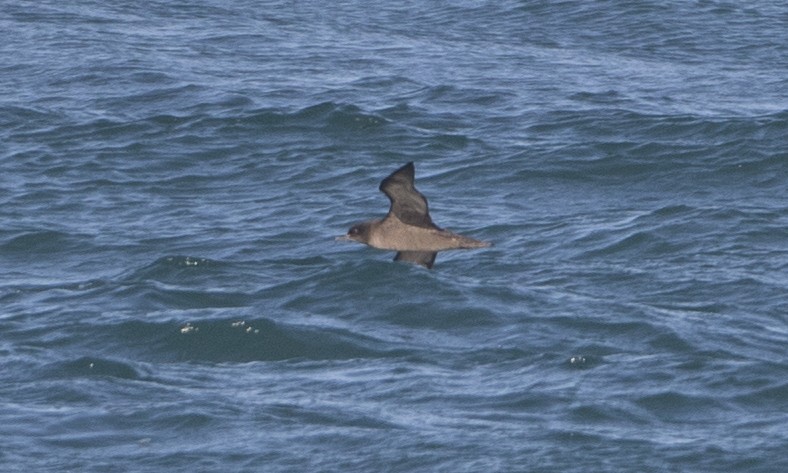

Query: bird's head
<box><xmin>336</xmin><ymin>221</ymin><xmax>374</xmax><ymax>245</ymax></box>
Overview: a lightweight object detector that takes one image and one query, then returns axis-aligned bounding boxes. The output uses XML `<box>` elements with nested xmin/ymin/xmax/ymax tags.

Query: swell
<box><xmin>570</xmin><ymin>204</ymin><xmax>788</xmax><ymax>260</ymax></box>
<box><xmin>5</xmin><ymin>314</ymin><xmax>402</xmax><ymax>364</ymax></box>
<box><xmin>0</xmin><ymin>254</ymin><xmax>407</xmax><ymax>363</ymax></box>
<box><xmin>3</xmin><ymin>100</ymin><xmax>402</xmax><ymax>186</ymax></box>
<box><xmin>0</xmin><ymin>229</ymin><xmax>93</xmax><ymax>257</ymax></box>
<box><xmin>519</xmin><ymin>109</ymin><xmax>788</xmax><ymax>182</ymax></box>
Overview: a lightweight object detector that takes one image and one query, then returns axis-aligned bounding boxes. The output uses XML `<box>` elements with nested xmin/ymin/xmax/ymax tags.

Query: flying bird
<box><xmin>338</xmin><ymin>162</ymin><xmax>489</xmax><ymax>268</ymax></box>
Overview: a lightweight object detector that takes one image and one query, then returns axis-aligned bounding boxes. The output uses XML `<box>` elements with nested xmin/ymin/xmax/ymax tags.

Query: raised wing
<box><xmin>379</xmin><ymin>162</ymin><xmax>437</xmax><ymax>229</ymax></box>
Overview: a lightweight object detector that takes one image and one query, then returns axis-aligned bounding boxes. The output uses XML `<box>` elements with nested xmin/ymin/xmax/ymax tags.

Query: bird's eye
<box><xmin>350</xmin><ymin>227</ymin><xmax>359</xmax><ymax>235</ymax></box>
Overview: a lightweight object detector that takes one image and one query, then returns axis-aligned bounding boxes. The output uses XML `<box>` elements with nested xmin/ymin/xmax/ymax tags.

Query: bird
<box><xmin>337</xmin><ymin>162</ymin><xmax>490</xmax><ymax>268</ymax></box>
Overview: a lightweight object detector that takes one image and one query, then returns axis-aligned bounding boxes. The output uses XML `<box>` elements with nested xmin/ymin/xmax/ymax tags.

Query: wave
<box><xmin>515</xmin><ymin>109</ymin><xmax>787</xmax><ymax>185</ymax></box>
<box><xmin>0</xmin><ymin>230</ymin><xmax>91</xmax><ymax>256</ymax></box>
<box><xmin>41</xmin><ymin>356</ymin><xmax>143</xmax><ymax>380</ymax></box>
<box><xmin>64</xmin><ymin>317</ymin><xmax>402</xmax><ymax>363</ymax></box>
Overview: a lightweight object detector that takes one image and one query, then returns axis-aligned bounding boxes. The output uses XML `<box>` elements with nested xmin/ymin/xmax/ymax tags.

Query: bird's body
<box><xmin>364</xmin><ymin>214</ymin><xmax>489</xmax><ymax>252</ymax></box>
<box><xmin>338</xmin><ymin>162</ymin><xmax>489</xmax><ymax>268</ymax></box>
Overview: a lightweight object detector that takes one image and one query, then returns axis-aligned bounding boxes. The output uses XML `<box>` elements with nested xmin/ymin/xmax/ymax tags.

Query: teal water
<box><xmin>1</xmin><ymin>1</ymin><xmax>787</xmax><ymax>471</ymax></box>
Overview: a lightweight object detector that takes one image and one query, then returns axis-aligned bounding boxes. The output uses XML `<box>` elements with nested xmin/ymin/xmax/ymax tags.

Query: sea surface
<box><xmin>1</xmin><ymin>1</ymin><xmax>787</xmax><ymax>471</ymax></box>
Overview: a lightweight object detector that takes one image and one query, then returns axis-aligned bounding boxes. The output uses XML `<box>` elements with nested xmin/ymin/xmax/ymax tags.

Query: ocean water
<box><xmin>1</xmin><ymin>0</ymin><xmax>787</xmax><ymax>471</ymax></box>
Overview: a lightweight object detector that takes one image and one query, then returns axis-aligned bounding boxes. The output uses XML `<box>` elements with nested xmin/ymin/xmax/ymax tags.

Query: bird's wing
<box><xmin>379</xmin><ymin>162</ymin><xmax>438</xmax><ymax>229</ymax></box>
<box><xmin>394</xmin><ymin>251</ymin><xmax>437</xmax><ymax>269</ymax></box>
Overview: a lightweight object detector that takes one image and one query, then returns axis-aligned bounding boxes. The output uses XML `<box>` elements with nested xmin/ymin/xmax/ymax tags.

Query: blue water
<box><xmin>2</xmin><ymin>1</ymin><xmax>787</xmax><ymax>471</ymax></box>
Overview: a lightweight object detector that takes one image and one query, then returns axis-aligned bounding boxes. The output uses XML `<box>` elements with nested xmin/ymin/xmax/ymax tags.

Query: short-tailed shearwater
<box><xmin>338</xmin><ymin>162</ymin><xmax>490</xmax><ymax>268</ymax></box>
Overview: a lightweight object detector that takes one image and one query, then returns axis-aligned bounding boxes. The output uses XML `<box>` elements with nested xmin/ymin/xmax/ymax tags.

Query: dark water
<box><xmin>2</xmin><ymin>1</ymin><xmax>787</xmax><ymax>471</ymax></box>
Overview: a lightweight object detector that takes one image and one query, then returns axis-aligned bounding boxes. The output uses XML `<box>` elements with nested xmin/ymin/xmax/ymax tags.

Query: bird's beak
<box><xmin>335</xmin><ymin>234</ymin><xmax>352</xmax><ymax>242</ymax></box>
